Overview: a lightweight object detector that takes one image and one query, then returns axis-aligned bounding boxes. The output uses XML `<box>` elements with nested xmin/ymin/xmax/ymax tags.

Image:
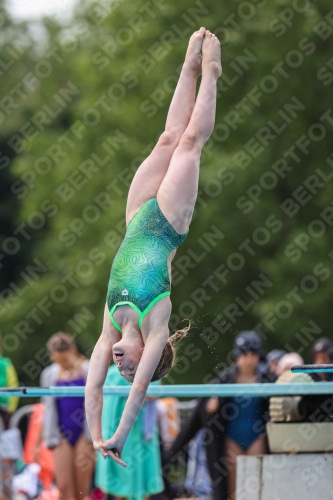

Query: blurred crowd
<box><xmin>1</xmin><ymin>331</ymin><xmax>333</xmax><ymax>500</ymax></box>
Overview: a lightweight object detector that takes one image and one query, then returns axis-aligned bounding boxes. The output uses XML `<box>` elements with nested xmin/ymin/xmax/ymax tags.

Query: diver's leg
<box><xmin>157</xmin><ymin>30</ymin><xmax>221</xmax><ymax>234</ymax></box>
<box><xmin>125</xmin><ymin>28</ymin><xmax>205</xmax><ymax>225</ymax></box>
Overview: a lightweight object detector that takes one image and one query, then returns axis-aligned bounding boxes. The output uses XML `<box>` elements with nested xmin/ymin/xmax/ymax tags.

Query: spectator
<box><xmin>266</xmin><ymin>349</ymin><xmax>286</xmax><ymax>375</ymax></box>
<box><xmin>269</xmin><ymin>339</ymin><xmax>333</xmax><ymax>423</ymax></box>
<box><xmin>276</xmin><ymin>352</ymin><xmax>304</xmax><ymax>375</ymax></box>
<box><xmin>40</xmin><ymin>332</ymin><xmax>95</xmax><ymax>500</ymax></box>
<box><xmin>166</xmin><ymin>331</ymin><xmax>276</xmax><ymax>500</ymax></box>
<box><xmin>310</xmin><ymin>337</ymin><xmax>333</xmax><ymax>381</ymax></box>
<box><xmin>184</xmin><ymin>428</ymin><xmax>213</xmax><ymax>500</ymax></box>
<box><xmin>296</xmin><ymin>338</ymin><xmax>333</xmax><ymax>420</ymax></box>
<box><xmin>269</xmin><ymin>354</ymin><xmax>309</xmax><ymax>424</ymax></box>
<box><xmin>0</xmin><ymin>332</ymin><xmax>19</xmax><ymax>429</ymax></box>
<box><xmin>156</xmin><ymin>398</ymin><xmax>185</xmax><ymax>499</ymax></box>
<box><xmin>95</xmin><ymin>363</ymin><xmax>163</xmax><ymax>500</ymax></box>
<box><xmin>23</xmin><ymin>403</ymin><xmax>54</xmax><ymax>491</ymax></box>
<box><xmin>156</xmin><ymin>398</ymin><xmax>180</xmax><ymax>451</ymax></box>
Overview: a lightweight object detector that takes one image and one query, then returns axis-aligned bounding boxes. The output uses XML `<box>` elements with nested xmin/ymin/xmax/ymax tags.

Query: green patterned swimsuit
<box><xmin>107</xmin><ymin>198</ymin><xmax>188</xmax><ymax>332</ymax></box>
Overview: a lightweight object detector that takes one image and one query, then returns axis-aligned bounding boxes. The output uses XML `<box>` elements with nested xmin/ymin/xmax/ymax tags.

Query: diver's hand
<box><xmin>93</xmin><ymin>437</ymin><xmax>108</xmax><ymax>459</ymax></box>
<box><xmin>103</xmin><ymin>435</ymin><xmax>127</xmax><ymax>467</ymax></box>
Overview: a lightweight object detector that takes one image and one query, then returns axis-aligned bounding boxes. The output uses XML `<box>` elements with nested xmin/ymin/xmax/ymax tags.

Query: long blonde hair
<box><xmin>151</xmin><ymin>323</ymin><xmax>190</xmax><ymax>381</ymax></box>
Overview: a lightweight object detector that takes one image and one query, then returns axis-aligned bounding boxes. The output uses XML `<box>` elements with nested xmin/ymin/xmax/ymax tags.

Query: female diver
<box><xmin>85</xmin><ymin>27</ymin><xmax>222</xmax><ymax>466</ymax></box>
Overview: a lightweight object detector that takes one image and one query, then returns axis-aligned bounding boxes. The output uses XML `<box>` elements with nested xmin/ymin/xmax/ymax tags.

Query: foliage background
<box><xmin>1</xmin><ymin>0</ymin><xmax>333</xmax><ymax>388</ymax></box>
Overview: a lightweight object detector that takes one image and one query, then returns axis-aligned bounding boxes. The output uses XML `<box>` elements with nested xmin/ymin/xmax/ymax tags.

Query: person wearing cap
<box><xmin>310</xmin><ymin>337</ymin><xmax>333</xmax><ymax>381</ymax></box>
<box><xmin>287</xmin><ymin>338</ymin><xmax>333</xmax><ymax>422</ymax></box>
<box><xmin>165</xmin><ymin>331</ymin><xmax>276</xmax><ymax>500</ymax></box>
<box><xmin>266</xmin><ymin>349</ymin><xmax>286</xmax><ymax>375</ymax></box>
<box><xmin>269</xmin><ymin>340</ymin><xmax>333</xmax><ymax>424</ymax></box>
<box><xmin>275</xmin><ymin>352</ymin><xmax>304</xmax><ymax>376</ymax></box>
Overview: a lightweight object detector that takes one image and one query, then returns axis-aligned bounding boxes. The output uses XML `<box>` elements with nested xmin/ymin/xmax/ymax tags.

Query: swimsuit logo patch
<box><xmin>121</xmin><ymin>289</ymin><xmax>129</xmax><ymax>296</ymax></box>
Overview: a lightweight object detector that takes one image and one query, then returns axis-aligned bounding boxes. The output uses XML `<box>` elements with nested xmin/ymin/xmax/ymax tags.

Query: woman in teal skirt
<box><xmin>85</xmin><ymin>28</ymin><xmax>222</xmax><ymax>466</ymax></box>
<box><xmin>95</xmin><ymin>364</ymin><xmax>163</xmax><ymax>500</ymax></box>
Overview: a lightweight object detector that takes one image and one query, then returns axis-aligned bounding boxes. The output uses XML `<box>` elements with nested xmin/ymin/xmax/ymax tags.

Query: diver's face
<box><xmin>113</xmin><ymin>341</ymin><xmax>143</xmax><ymax>383</ymax></box>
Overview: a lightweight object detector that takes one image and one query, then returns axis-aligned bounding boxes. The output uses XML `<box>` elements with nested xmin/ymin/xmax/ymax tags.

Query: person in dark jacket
<box><xmin>165</xmin><ymin>331</ymin><xmax>276</xmax><ymax>500</ymax></box>
<box><xmin>266</xmin><ymin>349</ymin><xmax>286</xmax><ymax>375</ymax></box>
<box><xmin>291</xmin><ymin>337</ymin><xmax>333</xmax><ymax>422</ymax></box>
<box><xmin>309</xmin><ymin>337</ymin><xmax>333</xmax><ymax>381</ymax></box>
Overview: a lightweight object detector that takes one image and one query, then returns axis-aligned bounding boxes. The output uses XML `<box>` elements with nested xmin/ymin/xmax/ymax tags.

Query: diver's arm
<box><xmin>85</xmin><ymin>304</ymin><xmax>120</xmax><ymax>452</ymax></box>
<box><xmin>103</xmin><ymin>329</ymin><xmax>168</xmax><ymax>464</ymax></box>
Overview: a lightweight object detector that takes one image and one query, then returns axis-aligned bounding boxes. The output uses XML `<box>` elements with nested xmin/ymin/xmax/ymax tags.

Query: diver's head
<box><xmin>113</xmin><ymin>324</ymin><xmax>190</xmax><ymax>383</ymax></box>
<box><xmin>150</xmin><ymin>326</ymin><xmax>189</xmax><ymax>382</ymax></box>
<box><xmin>113</xmin><ymin>336</ymin><xmax>144</xmax><ymax>383</ymax></box>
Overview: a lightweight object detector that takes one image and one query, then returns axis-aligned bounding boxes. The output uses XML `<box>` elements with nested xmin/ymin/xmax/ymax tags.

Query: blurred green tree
<box><xmin>1</xmin><ymin>0</ymin><xmax>333</xmax><ymax>386</ymax></box>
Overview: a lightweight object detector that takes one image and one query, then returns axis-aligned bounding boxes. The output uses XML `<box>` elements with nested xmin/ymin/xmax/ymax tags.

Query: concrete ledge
<box><xmin>236</xmin><ymin>454</ymin><xmax>333</xmax><ymax>500</ymax></box>
<box><xmin>267</xmin><ymin>422</ymin><xmax>333</xmax><ymax>453</ymax></box>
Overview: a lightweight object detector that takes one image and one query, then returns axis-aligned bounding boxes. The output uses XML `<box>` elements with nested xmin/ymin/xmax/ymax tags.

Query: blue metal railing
<box><xmin>291</xmin><ymin>364</ymin><xmax>333</xmax><ymax>373</ymax></box>
<box><xmin>0</xmin><ymin>382</ymin><xmax>332</xmax><ymax>397</ymax></box>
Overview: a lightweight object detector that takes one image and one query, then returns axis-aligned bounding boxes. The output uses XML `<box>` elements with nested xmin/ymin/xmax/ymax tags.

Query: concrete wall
<box><xmin>236</xmin><ymin>454</ymin><xmax>333</xmax><ymax>500</ymax></box>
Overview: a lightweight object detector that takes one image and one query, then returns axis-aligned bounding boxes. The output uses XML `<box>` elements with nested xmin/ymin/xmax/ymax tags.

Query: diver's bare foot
<box><xmin>184</xmin><ymin>27</ymin><xmax>206</xmax><ymax>76</ymax></box>
<box><xmin>202</xmin><ymin>30</ymin><xmax>222</xmax><ymax>78</ymax></box>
